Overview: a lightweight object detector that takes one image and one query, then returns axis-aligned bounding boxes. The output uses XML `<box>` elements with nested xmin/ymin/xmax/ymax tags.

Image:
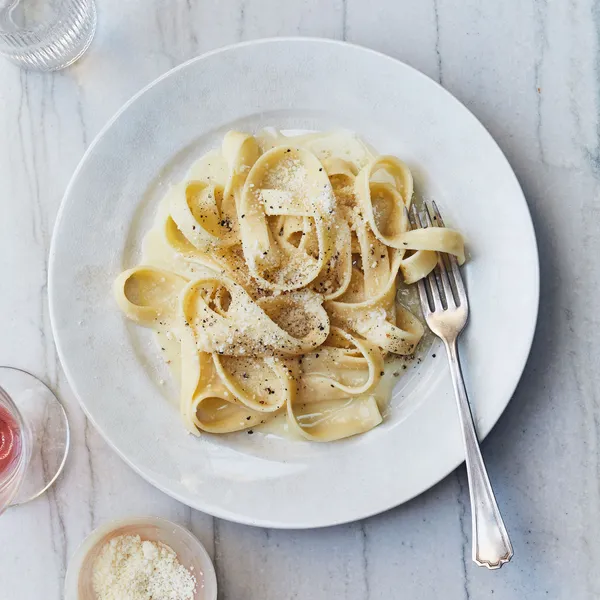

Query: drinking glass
<box><xmin>0</xmin><ymin>0</ymin><xmax>96</xmax><ymax>71</ymax></box>
<box><xmin>0</xmin><ymin>367</ymin><xmax>69</xmax><ymax>515</ymax></box>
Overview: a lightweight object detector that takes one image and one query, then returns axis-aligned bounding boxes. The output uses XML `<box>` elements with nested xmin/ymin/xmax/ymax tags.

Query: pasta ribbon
<box><xmin>355</xmin><ymin>155</ymin><xmax>465</xmax><ymax>263</ymax></box>
<box><xmin>239</xmin><ymin>146</ymin><xmax>336</xmax><ymax>292</ymax></box>
<box><xmin>180</xmin><ymin>277</ymin><xmax>330</xmax><ymax>357</ymax></box>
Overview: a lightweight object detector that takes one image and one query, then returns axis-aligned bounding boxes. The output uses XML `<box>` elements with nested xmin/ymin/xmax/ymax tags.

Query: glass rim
<box><xmin>0</xmin><ymin>366</ymin><xmax>70</xmax><ymax>505</ymax></box>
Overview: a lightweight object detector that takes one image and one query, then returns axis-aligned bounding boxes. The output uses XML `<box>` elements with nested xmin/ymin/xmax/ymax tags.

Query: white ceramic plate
<box><xmin>49</xmin><ymin>38</ymin><xmax>538</xmax><ymax>528</ymax></box>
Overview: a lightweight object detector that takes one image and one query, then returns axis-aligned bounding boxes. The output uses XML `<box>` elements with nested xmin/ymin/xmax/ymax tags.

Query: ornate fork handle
<box><xmin>445</xmin><ymin>339</ymin><xmax>513</xmax><ymax>569</ymax></box>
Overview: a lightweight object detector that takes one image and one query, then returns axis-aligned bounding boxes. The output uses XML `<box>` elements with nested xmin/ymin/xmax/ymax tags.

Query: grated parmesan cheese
<box><xmin>263</xmin><ymin>158</ymin><xmax>307</xmax><ymax>193</ymax></box>
<box><xmin>92</xmin><ymin>534</ymin><xmax>196</xmax><ymax>600</ymax></box>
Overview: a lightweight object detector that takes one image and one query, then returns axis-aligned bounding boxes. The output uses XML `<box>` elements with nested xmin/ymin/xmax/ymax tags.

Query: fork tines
<box><xmin>405</xmin><ymin>202</ymin><xmax>467</xmax><ymax>316</ymax></box>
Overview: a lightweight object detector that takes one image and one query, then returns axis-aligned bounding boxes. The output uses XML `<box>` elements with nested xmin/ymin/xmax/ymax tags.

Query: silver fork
<box><xmin>408</xmin><ymin>202</ymin><xmax>513</xmax><ymax>570</ymax></box>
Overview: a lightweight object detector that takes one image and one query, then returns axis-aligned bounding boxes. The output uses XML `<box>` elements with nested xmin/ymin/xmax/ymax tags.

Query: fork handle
<box><xmin>444</xmin><ymin>339</ymin><xmax>514</xmax><ymax>569</ymax></box>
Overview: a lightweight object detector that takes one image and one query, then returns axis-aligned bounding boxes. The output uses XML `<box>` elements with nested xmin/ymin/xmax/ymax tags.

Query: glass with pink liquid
<box><xmin>0</xmin><ymin>367</ymin><xmax>69</xmax><ymax>514</ymax></box>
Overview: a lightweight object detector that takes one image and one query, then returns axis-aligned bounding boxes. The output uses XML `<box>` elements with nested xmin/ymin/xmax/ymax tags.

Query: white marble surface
<box><xmin>0</xmin><ymin>1</ymin><xmax>597</xmax><ymax>598</ymax></box>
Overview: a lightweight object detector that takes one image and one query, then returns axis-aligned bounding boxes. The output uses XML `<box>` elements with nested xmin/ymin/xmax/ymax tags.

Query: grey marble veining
<box><xmin>0</xmin><ymin>1</ymin><xmax>598</xmax><ymax>598</ymax></box>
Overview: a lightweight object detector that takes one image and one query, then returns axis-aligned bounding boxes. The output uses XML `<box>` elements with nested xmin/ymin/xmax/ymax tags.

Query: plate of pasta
<box><xmin>49</xmin><ymin>38</ymin><xmax>538</xmax><ymax>527</ymax></box>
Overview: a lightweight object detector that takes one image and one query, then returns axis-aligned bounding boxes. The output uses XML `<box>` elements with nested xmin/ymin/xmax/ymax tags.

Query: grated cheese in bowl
<box><xmin>92</xmin><ymin>534</ymin><xmax>196</xmax><ymax>600</ymax></box>
<box><xmin>64</xmin><ymin>517</ymin><xmax>217</xmax><ymax>600</ymax></box>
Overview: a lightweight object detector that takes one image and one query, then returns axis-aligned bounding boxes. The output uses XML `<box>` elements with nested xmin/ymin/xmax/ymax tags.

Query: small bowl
<box><xmin>64</xmin><ymin>516</ymin><xmax>217</xmax><ymax>600</ymax></box>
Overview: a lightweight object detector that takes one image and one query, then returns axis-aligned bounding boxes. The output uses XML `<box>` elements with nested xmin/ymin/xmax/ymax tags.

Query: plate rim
<box><xmin>49</xmin><ymin>37</ymin><xmax>540</xmax><ymax>528</ymax></box>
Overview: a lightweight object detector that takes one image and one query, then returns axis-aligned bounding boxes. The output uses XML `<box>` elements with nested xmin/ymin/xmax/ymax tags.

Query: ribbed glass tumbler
<box><xmin>0</xmin><ymin>0</ymin><xmax>96</xmax><ymax>71</ymax></box>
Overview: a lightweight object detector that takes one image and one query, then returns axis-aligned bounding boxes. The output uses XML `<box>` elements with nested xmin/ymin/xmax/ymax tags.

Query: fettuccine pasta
<box><xmin>114</xmin><ymin>130</ymin><xmax>465</xmax><ymax>442</ymax></box>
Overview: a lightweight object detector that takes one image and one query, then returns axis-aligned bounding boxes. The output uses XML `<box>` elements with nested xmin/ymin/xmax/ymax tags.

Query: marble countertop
<box><xmin>0</xmin><ymin>1</ymin><xmax>597</xmax><ymax>598</ymax></box>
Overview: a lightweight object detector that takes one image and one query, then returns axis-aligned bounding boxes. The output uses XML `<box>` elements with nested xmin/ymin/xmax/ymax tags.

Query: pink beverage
<box><xmin>0</xmin><ymin>404</ymin><xmax>21</xmax><ymax>478</ymax></box>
